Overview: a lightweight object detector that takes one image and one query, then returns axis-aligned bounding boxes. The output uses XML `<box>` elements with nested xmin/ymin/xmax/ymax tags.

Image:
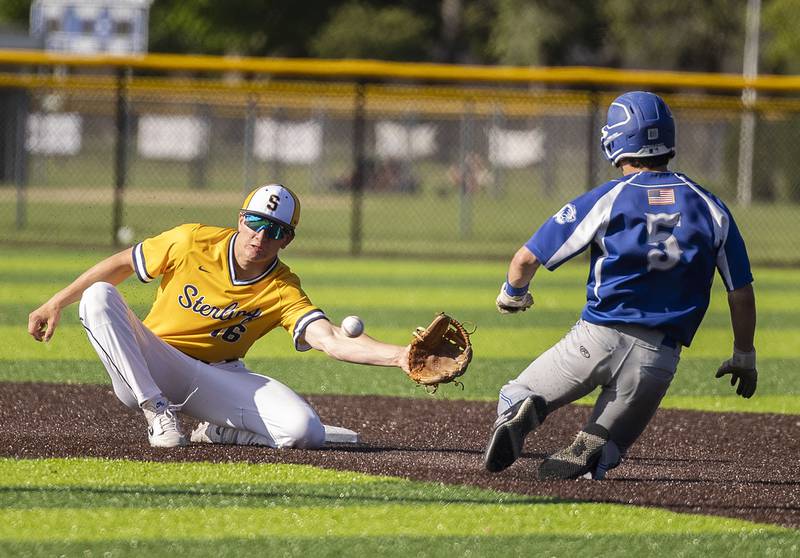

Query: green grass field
<box><xmin>2</xmin><ymin>246</ymin><xmax>798</xmax><ymax>555</ymax></box>
<box><xmin>1</xmin><ymin>459</ymin><xmax>796</xmax><ymax>557</ymax></box>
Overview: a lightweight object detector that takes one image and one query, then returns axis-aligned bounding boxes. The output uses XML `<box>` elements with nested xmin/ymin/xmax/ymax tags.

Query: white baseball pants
<box><xmin>78</xmin><ymin>282</ymin><xmax>325</xmax><ymax>448</ymax></box>
<box><xmin>498</xmin><ymin>319</ymin><xmax>681</xmax><ymax>454</ymax></box>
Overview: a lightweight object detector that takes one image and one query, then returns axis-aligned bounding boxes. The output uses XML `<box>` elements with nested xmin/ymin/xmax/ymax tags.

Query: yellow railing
<box><xmin>6</xmin><ymin>69</ymin><xmax>800</xmax><ymax>119</ymax></box>
<box><xmin>3</xmin><ymin>48</ymin><xmax>800</xmax><ymax>93</ymax></box>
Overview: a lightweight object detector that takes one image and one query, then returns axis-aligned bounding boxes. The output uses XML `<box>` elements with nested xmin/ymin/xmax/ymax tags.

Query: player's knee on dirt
<box><xmin>248</xmin><ymin>387</ymin><xmax>326</xmax><ymax>448</ymax></box>
<box><xmin>265</xmin><ymin>407</ymin><xmax>325</xmax><ymax>449</ymax></box>
<box><xmin>279</xmin><ymin>414</ymin><xmax>325</xmax><ymax>449</ymax></box>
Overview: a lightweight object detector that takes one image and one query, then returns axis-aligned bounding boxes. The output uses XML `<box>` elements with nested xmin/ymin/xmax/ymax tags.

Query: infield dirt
<box><xmin>2</xmin><ymin>382</ymin><xmax>798</xmax><ymax>529</ymax></box>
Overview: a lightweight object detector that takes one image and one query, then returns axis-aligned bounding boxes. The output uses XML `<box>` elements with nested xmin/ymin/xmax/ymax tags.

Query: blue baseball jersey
<box><xmin>525</xmin><ymin>171</ymin><xmax>752</xmax><ymax>346</ymax></box>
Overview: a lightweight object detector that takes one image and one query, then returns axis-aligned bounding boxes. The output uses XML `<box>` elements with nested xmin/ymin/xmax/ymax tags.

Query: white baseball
<box><xmin>117</xmin><ymin>226</ymin><xmax>134</xmax><ymax>245</ymax></box>
<box><xmin>341</xmin><ymin>315</ymin><xmax>364</xmax><ymax>337</ymax></box>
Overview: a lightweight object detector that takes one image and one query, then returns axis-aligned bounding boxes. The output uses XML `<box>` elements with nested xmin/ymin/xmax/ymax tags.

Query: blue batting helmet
<box><xmin>600</xmin><ymin>91</ymin><xmax>675</xmax><ymax>166</ymax></box>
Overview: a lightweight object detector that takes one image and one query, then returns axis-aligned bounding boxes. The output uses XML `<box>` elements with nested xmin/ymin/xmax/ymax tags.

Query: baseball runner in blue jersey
<box><xmin>483</xmin><ymin>91</ymin><xmax>757</xmax><ymax>480</ymax></box>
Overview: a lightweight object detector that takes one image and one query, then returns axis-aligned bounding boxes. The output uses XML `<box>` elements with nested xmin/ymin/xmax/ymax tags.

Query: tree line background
<box><xmin>1</xmin><ymin>0</ymin><xmax>800</xmax><ymax>74</ymax></box>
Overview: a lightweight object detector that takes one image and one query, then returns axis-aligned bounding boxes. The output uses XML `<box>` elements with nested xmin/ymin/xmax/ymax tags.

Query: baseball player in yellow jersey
<box><xmin>28</xmin><ymin>184</ymin><xmax>410</xmax><ymax>449</ymax></box>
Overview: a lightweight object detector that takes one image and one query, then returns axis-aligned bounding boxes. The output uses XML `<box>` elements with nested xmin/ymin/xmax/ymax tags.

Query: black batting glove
<box><xmin>715</xmin><ymin>348</ymin><xmax>757</xmax><ymax>399</ymax></box>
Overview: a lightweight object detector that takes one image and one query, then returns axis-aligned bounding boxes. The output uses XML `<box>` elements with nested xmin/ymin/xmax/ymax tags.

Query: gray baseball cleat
<box><xmin>484</xmin><ymin>395</ymin><xmax>546</xmax><ymax>472</ymax></box>
<box><xmin>142</xmin><ymin>399</ymin><xmax>187</xmax><ymax>448</ymax></box>
<box><xmin>538</xmin><ymin>423</ymin><xmax>609</xmax><ymax>480</ymax></box>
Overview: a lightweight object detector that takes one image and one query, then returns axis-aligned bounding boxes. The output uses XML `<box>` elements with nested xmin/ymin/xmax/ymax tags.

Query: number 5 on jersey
<box><xmin>646</xmin><ymin>212</ymin><xmax>682</xmax><ymax>271</ymax></box>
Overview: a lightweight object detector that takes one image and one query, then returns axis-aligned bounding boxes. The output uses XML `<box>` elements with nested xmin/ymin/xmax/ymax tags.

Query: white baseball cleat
<box><xmin>142</xmin><ymin>399</ymin><xmax>187</xmax><ymax>448</ymax></box>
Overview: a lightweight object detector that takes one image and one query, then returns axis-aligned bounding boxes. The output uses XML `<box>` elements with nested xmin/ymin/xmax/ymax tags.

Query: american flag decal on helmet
<box><xmin>647</xmin><ymin>188</ymin><xmax>675</xmax><ymax>205</ymax></box>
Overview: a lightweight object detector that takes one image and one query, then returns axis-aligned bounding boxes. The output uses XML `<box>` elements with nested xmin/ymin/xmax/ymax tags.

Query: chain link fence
<box><xmin>1</xmin><ymin>60</ymin><xmax>799</xmax><ymax>264</ymax></box>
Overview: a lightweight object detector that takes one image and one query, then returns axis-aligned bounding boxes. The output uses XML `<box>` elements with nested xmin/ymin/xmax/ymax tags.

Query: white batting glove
<box><xmin>715</xmin><ymin>347</ymin><xmax>757</xmax><ymax>399</ymax></box>
<box><xmin>496</xmin><ymin>282</ymin><xmax>534</xmax><ymax>314</ymax></box>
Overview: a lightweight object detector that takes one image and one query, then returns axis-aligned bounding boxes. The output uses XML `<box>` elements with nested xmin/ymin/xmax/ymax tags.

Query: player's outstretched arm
<box><xmin>28</xmin><ymin>248</ymin><xmax>135</xmax><ymax>342</ymax></box>
<box><xmin>302</xmin><ymin>318</ymin><xmax>410</xmax><ymax>373</ymax></box>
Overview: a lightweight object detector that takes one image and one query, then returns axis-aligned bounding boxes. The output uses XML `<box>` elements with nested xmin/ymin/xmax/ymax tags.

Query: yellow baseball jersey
<box><xmin>132</xmin><ymin>224</ymin><xmax>326</xmax><ymax>362</ymax></box>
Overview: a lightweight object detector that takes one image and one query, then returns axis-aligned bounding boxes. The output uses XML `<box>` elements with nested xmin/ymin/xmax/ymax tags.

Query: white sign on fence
<box><xmin>137</xmin><ymin>115</ymin><xmax>209</xmax><ymax>160</ymax></box>
<box><xmin>488</xmin><ymin>126</ymin><xmax>545</xmax><ymax>168</ymax></box>
<box><xmin>375</xmin><ymin>121</ymin><xmax>437</xmax><ymax>159</ymax></box>
<box><xmin>254</xmin><ymin>119</ymin><xmax>322</xmax><ymax>164</ymax></box>
<box><xmin>26</xmin><ymin>112</ymin><xmax>82</xmax><ymax>155</ymax></box>
<box><xmin>30</xmin><ymin>0</ymin><xmax>153</xmax><ymax>55</ymax></box>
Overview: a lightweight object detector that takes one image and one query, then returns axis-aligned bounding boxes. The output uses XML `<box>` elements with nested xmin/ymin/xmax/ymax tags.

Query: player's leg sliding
<box><xmin>538</xmin><ymin>422</ymin><xmax>621</xmax><ymax>480</ymax></box>
<box><xmin>483</xmin><ymin>395</ymin><xmax>548</xmax><ymax>472</ymax></box>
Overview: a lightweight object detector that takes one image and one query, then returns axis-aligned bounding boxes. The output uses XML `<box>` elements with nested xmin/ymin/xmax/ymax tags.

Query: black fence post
<box><xmin>350</xmin><ymin>81</ymin><xmax>366</xmax><ymax>257</ymax></box>
<box><xmin>272</xmin><ymin>106</ymin><xmax>285</xmax><ymax>184</ymax></box>
<box><xmin>13</xmin><ymin>89</ymin><xmax>29</xmax><ymax>229</ymax></box>
<box><xmin>242</xmin><ymin>93</ymin><xmax>256</xmax><ymax>192</ymax></box>
<box><xmin>586</xmin><ymin>90</ymin><xmax>600</xmax><ymax>190</ymax></box>
<box><xmin>458</xmin><ymin>100</ymin><xmax>474</xmax><ymax>238</ymax></box>
<box><xmin>0</xmin><ymin>88</ymin><xmax>29</xmax><ymax>229</ymax></box>
<box><xmin>112</xmin><ymin>68</ymin><xmax>130</xmax><ymax>247</ymax></box>
<box><xmin>190</xmin><ymin>103</ymin><xmax>210</xmax><ymax>189</ymax></box>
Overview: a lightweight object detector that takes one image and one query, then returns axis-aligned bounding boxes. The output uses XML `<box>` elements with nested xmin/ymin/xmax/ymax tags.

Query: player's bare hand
<box><xmin>28</xmin><ymin>302</ymin><xmax>62</xmax><ymax>342</ymax></box>
<box><xmin>715</xmin><ymin>348</ymin><xmax>757</xmax><ymax>398</ymax></box>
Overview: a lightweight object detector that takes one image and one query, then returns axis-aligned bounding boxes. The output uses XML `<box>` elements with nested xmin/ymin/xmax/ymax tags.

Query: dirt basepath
<box><xmin>2</xmin><ymin>383</ymin><xmax>798</xmax><ymax>529</ymax></box>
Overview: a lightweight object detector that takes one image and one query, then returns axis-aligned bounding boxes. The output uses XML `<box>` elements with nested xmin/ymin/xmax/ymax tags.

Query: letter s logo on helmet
<box><xmin>241</xmin><ymin>184</ymin><xmax>301</xmax><ymax>230</ymax></box>
<box><xmin>600</xmin><ymin>91</ymin><xmax>675</xmax><ymax>166</ymax></box>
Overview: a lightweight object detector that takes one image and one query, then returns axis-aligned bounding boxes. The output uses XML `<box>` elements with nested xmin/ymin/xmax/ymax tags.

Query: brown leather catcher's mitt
<box><xmin>406</xmin><ymin>313</ymin><xmax>473</xmax><ymax>392</ymax></box>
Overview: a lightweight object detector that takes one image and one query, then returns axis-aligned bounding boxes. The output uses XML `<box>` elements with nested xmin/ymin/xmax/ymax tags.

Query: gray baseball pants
<box><xmin>497</xmin><ymin>319</ymin><xmax>681</xmax><ymax>455</ymax></box>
